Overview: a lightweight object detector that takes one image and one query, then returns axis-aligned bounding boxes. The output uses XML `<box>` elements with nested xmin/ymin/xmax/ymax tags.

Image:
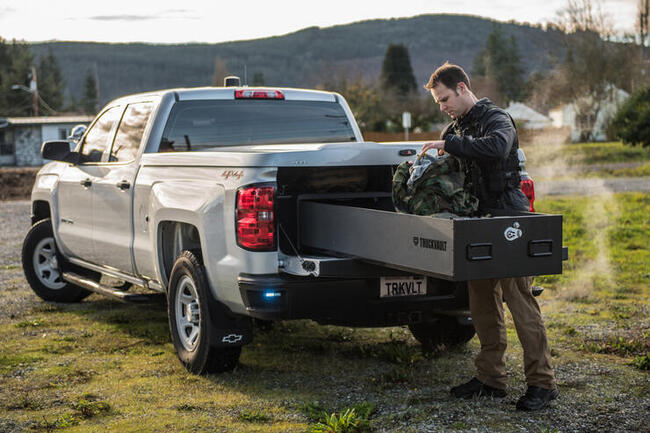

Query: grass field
<box><xmin>523</xmin><ymin>141</ymin><xmax>650</xmax><ymax>180</ymax></box>
<box><xmin>0</xmin><ymin>195</ymin><xmax>648</xmax><ymax>430</ymax></box>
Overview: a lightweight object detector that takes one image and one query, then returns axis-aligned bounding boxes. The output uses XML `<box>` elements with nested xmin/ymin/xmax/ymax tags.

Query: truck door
<box><xmin>91</xmin><ymin>102</ymin><xmax>154</xmax><ymax>273</ymax></box>
<box><xmin>56</xmin><ymin>106</ymin><xmax>122</xmax><ymax>260</ymax></box>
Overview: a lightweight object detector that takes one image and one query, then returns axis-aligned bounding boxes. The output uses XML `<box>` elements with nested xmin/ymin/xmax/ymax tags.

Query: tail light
<box><xmin>236</xmin><ymin>185</ymin><xmax>275</xmax><ymax>250</ymax></box>
<box><xmin>235</xmin><ymin>89</ymin><xmax>284</xmax><ymax>99</ymax></box>
<box><xmin>520</xmin><ymin>178</ymin><xmax>535</xmax><ymax>212</ymax></box>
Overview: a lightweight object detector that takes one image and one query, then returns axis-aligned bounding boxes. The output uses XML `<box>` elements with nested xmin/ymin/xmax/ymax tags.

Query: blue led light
<box><xmin>263</xmin><ymin>290</ymin><xmax>282</xmax><ymax>299</ymax></box>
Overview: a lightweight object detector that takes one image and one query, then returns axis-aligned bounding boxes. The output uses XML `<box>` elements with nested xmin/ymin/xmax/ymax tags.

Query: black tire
<box><xmin>21</xmin><ymin>218</ymin><xmax>91</xmax><ymax>303</ymax></box>
<box><xmin>167</xmin><ymin>250</ymin><xmax>241</xmax><ymax>374</ymax></box>
<box><xmin>409</xmin><ymin>315</ymin><xmax>476</xmax><ymax>350</ymax></box>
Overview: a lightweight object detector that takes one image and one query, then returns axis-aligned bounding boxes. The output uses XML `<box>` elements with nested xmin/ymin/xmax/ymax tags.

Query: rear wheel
<box><xmin>22</xmin><ymin>219</ymin><xmax>91</xmax><ymax>303</ymax></box>
<box><xmin>167</xmin><ymin>250</ymin><xmax>241</xmax><ymax>374</ymax></box>
<box><xmin>409</xmin><ymin>315</ymin><xmax>475</xmax><ymax>350</ymax></box>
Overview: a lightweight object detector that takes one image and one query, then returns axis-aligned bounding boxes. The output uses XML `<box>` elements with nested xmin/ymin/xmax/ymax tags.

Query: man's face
<box><xmin>431</xmin><ymin>83</ymin><xmax>466</xmax><ymax>119</ymax></box>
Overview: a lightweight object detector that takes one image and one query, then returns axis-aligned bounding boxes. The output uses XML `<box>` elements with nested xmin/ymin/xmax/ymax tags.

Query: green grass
<box><xmin>535</xmin><ymin>192</ymin><xmax>649</xmax><ymax>369</ymax></box>
<box><xmin>524</xmin><ymin>140</ymin><xmax>650</xmax><ymax>180</ymax></box>
<box><xmin>578</xmin><ymin>160</ymin><xmax>650</xmax><ymax>178</ymax></box>
<box><xmin>562</xmin><ymin>141</ymin><xmax>650</xmax><ymax>165</ymax></box>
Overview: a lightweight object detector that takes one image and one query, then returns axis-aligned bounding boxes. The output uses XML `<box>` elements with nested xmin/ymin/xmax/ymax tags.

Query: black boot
<box><xmin>450</xmin><ymin>377</ymin><xmax>507</xmax><ymax>399</ymax></box>
<box><xmin>516</xmin><ymin>385</ymin><xmax>559</xmax><ymax>411</ymax></box>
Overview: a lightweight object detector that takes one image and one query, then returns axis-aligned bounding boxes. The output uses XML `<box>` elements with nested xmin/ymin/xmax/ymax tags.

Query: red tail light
<box><xmin>235</xmin><ymin>89</ymin><xmax>284</xmax><ymax>99</ymax></box>
<box><xmin>236</xmin><ymin>186</ymin><xmax>275</xmax><ymax>250</ymax></box>
<box><xmin>520</xmin><ymin>178</ymin><xmax>535</xmax><ymax>212</ymax></box>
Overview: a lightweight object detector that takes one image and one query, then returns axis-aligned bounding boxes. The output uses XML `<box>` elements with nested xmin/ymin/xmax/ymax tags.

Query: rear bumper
<box><xmin>238</xmin><ymin>273</ymin><xmax>468</xmax><ymax>327</ymax></box>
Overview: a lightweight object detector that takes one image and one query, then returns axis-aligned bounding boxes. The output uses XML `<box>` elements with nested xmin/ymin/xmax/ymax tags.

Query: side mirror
<box><xmin>41</xmin><ymin>140</ymin><xmax>79</xmax><ymax>164</ymax></box>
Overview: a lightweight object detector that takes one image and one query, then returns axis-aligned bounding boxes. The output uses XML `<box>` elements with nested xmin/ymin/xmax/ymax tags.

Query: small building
<box><xmin>505</xmin><ymin>102</ymin><xmax>552</xmax><ymax>130</ymax></box>
<box><xmin>549</xmin><ymin>86</ymin><xmax>629</xmax><ymax>142</ymax></box>
<box><xmin>0</xmin><ymin>116</ymin><xmax>93</xmax><ymax>166</ymax></box>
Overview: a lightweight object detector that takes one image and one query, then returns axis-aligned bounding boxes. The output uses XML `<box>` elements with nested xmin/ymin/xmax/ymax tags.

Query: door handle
<box><xmin>116</xmin><ymin>180</ymin><xmax>131</xmax><ymax>190</ymax></box>
<box><xmin>80</xmin><ymin>178</ymin><xmax>92</xmax><ymax>188</ymax></box>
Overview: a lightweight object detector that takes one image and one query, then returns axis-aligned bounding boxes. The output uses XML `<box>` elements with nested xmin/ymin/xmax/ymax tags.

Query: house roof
<box><xmin>505</xmin><ymin>102</ymin><xmax>551</xmax><ymax>123</ymax></box>
<box><xmin>1</xmin><ymin>115</ymin><xmax>94</xmax><ymax>126</ymax></box>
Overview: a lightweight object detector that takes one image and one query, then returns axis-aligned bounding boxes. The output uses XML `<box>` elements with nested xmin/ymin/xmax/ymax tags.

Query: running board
<box><xmin>62</xmin><ymin>272</ymin><xmax>164</xmax><ymax>304</ymax></box>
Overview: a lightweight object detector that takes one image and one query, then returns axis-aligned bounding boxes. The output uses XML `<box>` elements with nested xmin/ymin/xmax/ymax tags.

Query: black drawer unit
<box><xmin>299</xmin><ymin>201</ymin><xmax>565</xmax><ymax>281</ymax></box>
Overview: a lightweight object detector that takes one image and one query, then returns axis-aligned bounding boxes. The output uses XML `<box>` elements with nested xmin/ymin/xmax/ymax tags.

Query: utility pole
<box><xmin>93</xmin><ymin>62</ymin><xmax>100</xmax><ymax>113</ymax></box>
<box><xmin>30</xmin><ymin>66</ymin><xmax>39</xmax><ymax>117</ymax></box>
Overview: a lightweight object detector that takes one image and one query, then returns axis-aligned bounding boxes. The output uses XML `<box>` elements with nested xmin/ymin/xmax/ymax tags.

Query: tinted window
<box><xmin>81</xmin><ymin>107</ymin><xmax>121</xmax><ymax>163</ymax></box>
<box><xmin>110</xmin><ymin>102</ymin><xmax>153</xmax><ymax>162</ymax></box>
<box><xmin>159</xmin><ymin>100</ymin><xmax>355</xmax><ymax>152</ymax></box>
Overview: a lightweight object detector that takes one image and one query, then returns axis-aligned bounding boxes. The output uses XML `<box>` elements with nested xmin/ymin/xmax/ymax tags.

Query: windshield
<box><xmin>159</xmin><ymin>99</ymin><xmax>356</xmax><ymax>151</ymax></box>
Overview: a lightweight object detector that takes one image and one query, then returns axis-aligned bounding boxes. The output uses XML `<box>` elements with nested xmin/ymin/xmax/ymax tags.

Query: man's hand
<box><xmin>420</xmin><ymin>140</ymin><xmax>446</xmax><ymax>158</ymax></box>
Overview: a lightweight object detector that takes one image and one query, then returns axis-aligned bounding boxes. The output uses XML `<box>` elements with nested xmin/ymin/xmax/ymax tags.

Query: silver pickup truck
<box><xmin>22</xmin><ymin>84</ymin><xmax>564</xmax><ymax>374</ymax></box>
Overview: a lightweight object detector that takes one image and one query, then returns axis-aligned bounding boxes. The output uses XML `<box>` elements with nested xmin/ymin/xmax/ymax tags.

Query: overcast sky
<box><xmin>0</xmin><ymin>0</ymin><xmax>638</xmax><ymax>44</ymax></box>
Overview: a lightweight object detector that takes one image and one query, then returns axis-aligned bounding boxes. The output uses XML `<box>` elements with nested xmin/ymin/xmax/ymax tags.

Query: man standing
<box><xmin>420</xmin><ymin>62</ymin><xmax>558</xmax><ymax>411</ymax></box>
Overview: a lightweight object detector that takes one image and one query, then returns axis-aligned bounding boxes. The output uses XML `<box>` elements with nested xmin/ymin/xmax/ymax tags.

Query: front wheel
<box><xmin>21</xmin><ymin>218</ymin><xmax>91</xmax><ymax>303</ymax></box>
<box><xmin>167</xmin><ymin>250</ymin><xmax>241</xmax><ymax>374</ymax></box>
<box><xmin>409</xmin><ymin>315</ymin><xmax>475</xmax><ymax>350</ymax></box>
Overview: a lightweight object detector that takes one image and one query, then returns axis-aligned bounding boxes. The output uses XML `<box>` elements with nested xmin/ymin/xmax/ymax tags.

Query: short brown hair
<box><xmin>424</xmin><ymin>62</ymin><xmax>471</xmax><ymax>91</ymax></box>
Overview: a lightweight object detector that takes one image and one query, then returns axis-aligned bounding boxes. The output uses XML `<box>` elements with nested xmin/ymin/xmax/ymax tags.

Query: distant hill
<box><xmin>29</xmin><ymin>14</ymin><xmax>566</xmax><ymax>106</ymax></box>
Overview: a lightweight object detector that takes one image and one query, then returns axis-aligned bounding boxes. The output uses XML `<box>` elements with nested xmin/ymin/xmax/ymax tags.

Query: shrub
<box><xmin>610</xmin><ymin>86</ymin><xmax>650</xmax><ymax>147</ymax></box>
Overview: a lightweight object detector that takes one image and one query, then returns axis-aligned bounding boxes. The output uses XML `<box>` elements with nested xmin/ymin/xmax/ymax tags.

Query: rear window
<box><xmin>159</xmin><ymin>99</ymin><xmax>355</xmax><ymax>152</ymax></box>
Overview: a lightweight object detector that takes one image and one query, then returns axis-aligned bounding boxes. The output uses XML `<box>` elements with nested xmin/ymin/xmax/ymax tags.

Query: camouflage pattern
<box><xmin>392</xmin><ymin>155</ymin><xmax>479</xmax><ymax>216</ymax></box>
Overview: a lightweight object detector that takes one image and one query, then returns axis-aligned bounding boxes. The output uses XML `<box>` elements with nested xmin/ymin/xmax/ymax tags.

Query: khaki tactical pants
<box><xmin>468</xmin><ymin>277</ymin><xmax>556</xmax><ymax>390</ymax></box>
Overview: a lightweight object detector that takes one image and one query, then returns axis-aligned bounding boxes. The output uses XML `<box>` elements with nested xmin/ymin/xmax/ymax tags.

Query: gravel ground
<box><xmin>536</xmin><ymin>177</ymin><xmax>650</xmax><ymax>196</ymax></box>
<box><xmin>1</xmin><ymin>200</ymin><xmax>648</xmax><ymax>433</ymax></box>
<box><xmin>0</xmin><ymin>200</ymin><xmax>39</xmax><ymax>321</ymax></box>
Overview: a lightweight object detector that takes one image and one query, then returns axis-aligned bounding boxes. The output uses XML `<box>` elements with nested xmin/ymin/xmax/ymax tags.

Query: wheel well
<box><xmin>159</xmin><ymin>221</ymin><xmax>202</xmax><ymax>284</ymax></box>
<box><xmin>32</xmin><ymin>201</ymin><xmax>51</xmax><ymax>225</ymax></box>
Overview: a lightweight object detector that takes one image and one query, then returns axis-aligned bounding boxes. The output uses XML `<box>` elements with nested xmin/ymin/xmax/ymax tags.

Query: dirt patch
<box><xmin>0</xmin><ymin>168</ymin><xmax>39</xmax><ymax>201</ymax></box>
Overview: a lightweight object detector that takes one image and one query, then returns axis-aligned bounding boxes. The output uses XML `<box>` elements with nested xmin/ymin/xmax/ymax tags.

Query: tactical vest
<box><xmin>442</xmin><ymin>107</ymin><xmax>521</xmax><ymax>210</ymax></box>
<box><xmin>392</xmin><ymin>154</ymin><xmax>479</xmax><ymax>217</ymax></box>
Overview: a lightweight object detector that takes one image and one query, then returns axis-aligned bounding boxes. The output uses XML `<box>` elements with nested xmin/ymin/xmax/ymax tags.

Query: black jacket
<box><xmin>441</xmin><ymin>98</ymin><xmax>529</xmax><ymax>214</ymax></box>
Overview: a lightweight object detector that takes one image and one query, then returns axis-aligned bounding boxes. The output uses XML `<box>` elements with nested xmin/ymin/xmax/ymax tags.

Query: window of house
<box><xmin>0</xmin><ymin>130</ymin><xmax>15</xmax><ymax>156</ymax></box>
<box><xmin>58</xmin><ymin>128</ymin><xmax>68</xmax><ymax>140</ymax></box>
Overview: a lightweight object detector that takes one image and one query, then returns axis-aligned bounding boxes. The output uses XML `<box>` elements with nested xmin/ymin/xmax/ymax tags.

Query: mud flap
<box><xmin>205</xmin><ymin>290</ymin><xmax>254</xmax><ymax>348</ymax></box>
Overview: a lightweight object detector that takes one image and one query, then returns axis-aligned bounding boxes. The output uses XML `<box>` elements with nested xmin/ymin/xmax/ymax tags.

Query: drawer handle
<box><xmin>528</xmin><ymin>239</ymin><xmax>553</xmax><ymax>257</ymax></box>
<box><xmin>467</xmin><ymin>243</ymin><xmax>492</xmax><ymax>261</ymax></box>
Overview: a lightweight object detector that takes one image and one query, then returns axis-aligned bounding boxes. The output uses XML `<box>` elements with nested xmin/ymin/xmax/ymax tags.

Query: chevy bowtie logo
<box><xmin>222</xmin><ymin>334</ymin><xmax>243</xmax><ymax>344</ymax></box>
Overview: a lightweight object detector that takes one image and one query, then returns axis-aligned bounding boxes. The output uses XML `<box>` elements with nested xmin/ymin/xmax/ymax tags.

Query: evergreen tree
<box><xmin>81</xmin><ymin>69</ymin><xmax>98</xmax><ymax>114</ymax></box>
<box><xmin>379</xmin><ymin>44</ymin><xmax>417</xmax><ymax>97</ymax></box>
<box><xmin>252</xmin><ymin>72</ymin><xmax>265</xmax><ymax>86</ymax></box>
<box><xmin>473</xmin><ymin>25</ymin><xmax>525</xmax><ymax>103</ymax></box>
<box><xmin>37</xmin><ymin>49</ymin><xmax>65</xmax><ymax>112</ymax></box>
<box><xmin>0</xmin><ymin>38</ymin><xmax>36</xmax><ymax>116</ymax></box>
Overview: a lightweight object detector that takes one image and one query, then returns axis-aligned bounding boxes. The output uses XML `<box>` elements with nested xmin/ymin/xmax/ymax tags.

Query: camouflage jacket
<box><xmin>392</xmin><ymin>154</ymin><xmax>479</xmax><ymax>217</ymax></box>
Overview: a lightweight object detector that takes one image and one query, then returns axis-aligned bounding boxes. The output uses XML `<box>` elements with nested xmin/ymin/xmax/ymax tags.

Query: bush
<box><xmin>610</xmin><ymin>87</ymin><xmax>650</xmax><ymax>147</ymax></box>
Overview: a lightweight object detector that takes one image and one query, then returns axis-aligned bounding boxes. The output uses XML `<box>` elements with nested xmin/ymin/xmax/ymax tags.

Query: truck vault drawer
<box><xmin>299</xmin><ymin>202</ymin><xmax>564</xmax><ymax>281</ymax></box>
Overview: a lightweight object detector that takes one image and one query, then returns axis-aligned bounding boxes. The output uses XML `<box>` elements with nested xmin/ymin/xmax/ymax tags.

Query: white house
<box><xmin>0</xmin><ymin>115</ymin><xmax>93</xmax><ymax>166</ymax></box>
<box><xmin>548</xmin><ymin>86</ymin><xmax>629</xmax><ymax>142</ymax></box>
<box><xmin>505</xmin><ymin>102</ymin><xmax>552</xmax><ymax>130</ymax></box>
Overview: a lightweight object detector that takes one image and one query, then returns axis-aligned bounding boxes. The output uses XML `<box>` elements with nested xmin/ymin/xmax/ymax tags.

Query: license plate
<box><xmin>380</xmin><ymin>276</ymin><xmax>427</xmax><ymax>298</ymax></box>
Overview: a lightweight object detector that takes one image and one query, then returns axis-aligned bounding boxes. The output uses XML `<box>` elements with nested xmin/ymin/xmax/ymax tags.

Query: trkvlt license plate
<box><xmin>379</xmin><ymin>276</ymin><xmax>427</xmax><ymax>298</ymax></box>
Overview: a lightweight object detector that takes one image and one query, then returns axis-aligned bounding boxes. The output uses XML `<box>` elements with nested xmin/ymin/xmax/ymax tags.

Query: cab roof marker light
<box><xmin>235</xmin><ymin>89</ymin><xmax>285</xmax><ymax>100</ymax></box>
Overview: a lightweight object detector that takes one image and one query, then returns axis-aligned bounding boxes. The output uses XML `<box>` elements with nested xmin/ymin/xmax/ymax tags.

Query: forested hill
<box><xmin>29</xmin><ymin>14</ymin><xmax>565</xmax><ymax>105</ymax></box>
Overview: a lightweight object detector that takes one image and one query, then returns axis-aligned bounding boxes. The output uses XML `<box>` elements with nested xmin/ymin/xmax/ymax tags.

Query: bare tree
<box><xmin>554</xmin><ymin>0</ymin><xmax>619</xmax><ymax>141</ymax></box>
<box><xmin>211</xmin><ymin>57</ymin><xmax>230</xmax><ymax>87</ymax></box>
<box><xmin>638</xmin><ymin>0</ymin><xmax>649</xmax><ymax>58</ymax></box>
